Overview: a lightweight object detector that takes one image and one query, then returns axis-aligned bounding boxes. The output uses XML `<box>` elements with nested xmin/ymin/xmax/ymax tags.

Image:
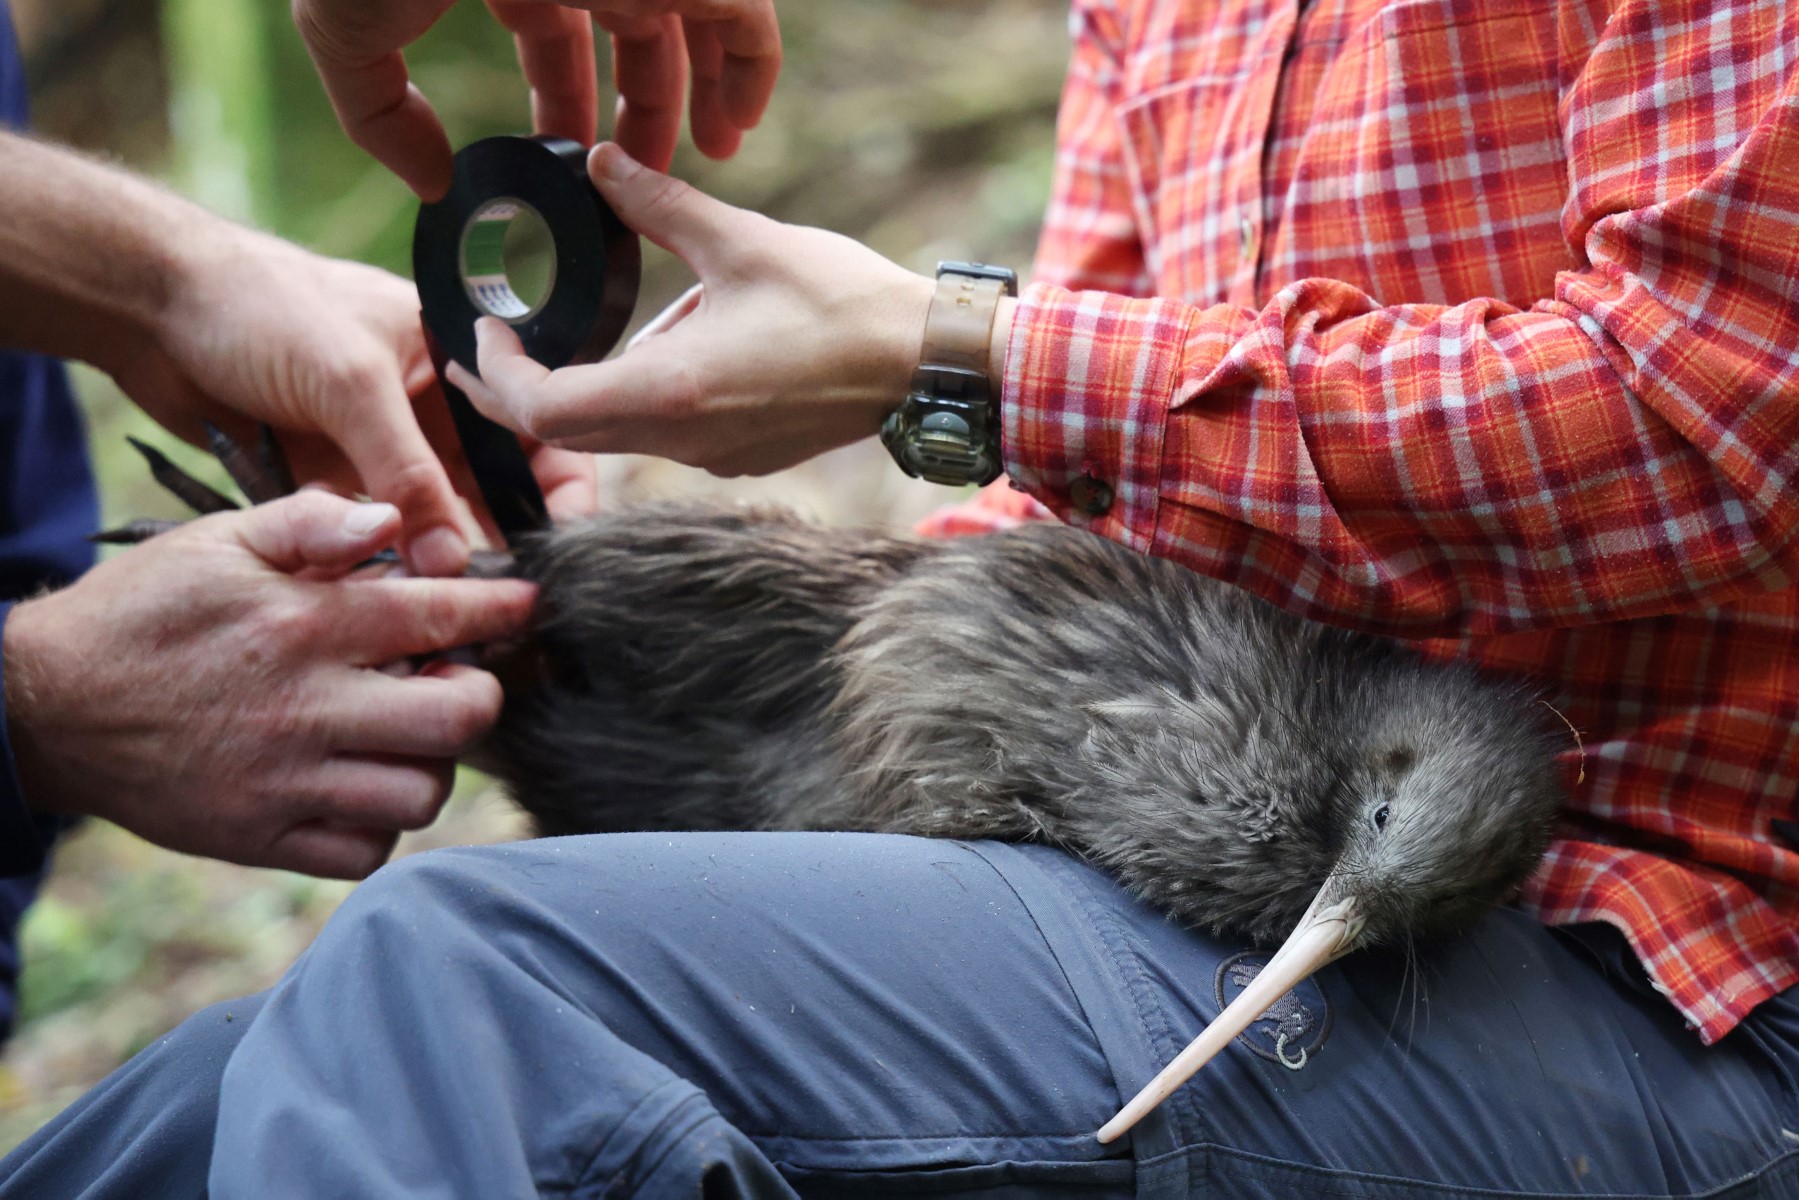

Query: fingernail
<box><xmin>409</xmin><ymin>525</ymin><xmax>469</xmax><ymax>577</ymax></box>
<box><xmin>594</xmin><ymin>142</ymin><xmax>639</xmax><ymax>183</ymax></box>
<box><xmin>342</xmin><ymin>501</ymin><xmax>399</xmax><ymax>537</ymax></box>
<box><xmin>473</xmin><ymin>316</ymin><xmax>498</xmax><ymax>347</ymax></box>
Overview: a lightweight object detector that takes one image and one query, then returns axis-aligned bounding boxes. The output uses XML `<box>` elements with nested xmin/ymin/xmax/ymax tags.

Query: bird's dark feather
<box><xmin>481</xmin><ymin>506</ymin><xmax>1565</xmax><ymax>949</ymax></box>
<box><xmin>112</xmin><ymin>427</ymin><xmax>1565</xmax><ymax>951</ymax></box>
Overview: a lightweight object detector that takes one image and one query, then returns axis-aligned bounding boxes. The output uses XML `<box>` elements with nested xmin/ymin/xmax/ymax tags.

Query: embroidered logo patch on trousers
<box><xmin>1214</xmin><ymin>952</ymin><xmax>1332</xmax><ymax>1070</ymax></box>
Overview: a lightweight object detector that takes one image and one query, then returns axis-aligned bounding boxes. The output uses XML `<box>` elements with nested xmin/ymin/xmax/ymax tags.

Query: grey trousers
<box><xmin>3</xmin><ymin>833</ymin><xmax>1796</xmax><ymax>1197</ymax></box>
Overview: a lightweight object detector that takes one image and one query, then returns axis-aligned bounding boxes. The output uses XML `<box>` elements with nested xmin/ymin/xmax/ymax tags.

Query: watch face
<box><xmin>883</xmin><ymin>394</ymin><xmax>1001</xmax><ymax>487</ymax></box>
<box><xmin>920</xmin><ymin>410</ymin><xmax>974</xmax><ymax>437</ymax></box>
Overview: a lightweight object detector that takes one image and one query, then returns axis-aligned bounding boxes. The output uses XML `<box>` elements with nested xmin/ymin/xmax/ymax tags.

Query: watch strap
<box><xmin>913</xmin><ymin>272</ymin><xmax>1009</xmax><ymax>384</ymax></box>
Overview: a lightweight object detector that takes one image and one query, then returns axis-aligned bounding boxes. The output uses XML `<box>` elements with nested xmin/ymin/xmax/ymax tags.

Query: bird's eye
<box><xmin>1372</xmin><ymin>804</ymin><xmax>1391</xmax><ymax>831</ymax></box>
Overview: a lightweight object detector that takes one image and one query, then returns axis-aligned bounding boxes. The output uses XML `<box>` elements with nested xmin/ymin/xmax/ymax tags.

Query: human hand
<box><xmin>0</xmin><ymin>131</ymin><xmax>594</xmax><ymax>550</ymax></box>
<box><xmin>292</xmin><ymin>0</ymin><xmax>781</xmax><ymax>198</ymax></box>
<box><xmin>452</xmin><ymin>143</ymin><xmax>937</xmax><ymax>477</ymax></box>
<box><xmin>1</xmin><ymin>491</ymin><xmax>537</xmax><ymax>878</ymax></box>
<box><xmin>112</xmin><ymin>223</ymin><xmax>597</xmax><ymax>572</ymax></box>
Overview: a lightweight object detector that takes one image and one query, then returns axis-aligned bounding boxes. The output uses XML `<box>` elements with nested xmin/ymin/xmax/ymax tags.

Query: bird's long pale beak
<box><xmin>1095</xmin><ymin>881</ymin><xmax>1366</xmax><ymax>1144</ymax></box>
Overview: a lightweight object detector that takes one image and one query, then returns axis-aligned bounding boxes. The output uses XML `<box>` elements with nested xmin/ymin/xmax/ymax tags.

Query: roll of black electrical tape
<box><xmin>414</xmin><ymin>135</ymin><xmax>640</xmax><ymax>372</ymax></box>
<box><xmin>412</xmin><ymin>135</ymin><xmax>640</xmax><ymax>542</ymax></box>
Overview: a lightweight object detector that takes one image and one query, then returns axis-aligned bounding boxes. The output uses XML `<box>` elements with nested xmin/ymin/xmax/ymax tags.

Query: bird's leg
<box><xmin>202</xmin><ymin>420</ymin><xmax>293</xmax><ymax>505</ymax></box>
<box><xmin>98</xmin><ymin>423</ymin><xmax>517</xmax><ymax>581</ymax></box>
<box><xmin>1095</xmin><ymin>877</ymin><xmax>1366</xmax><ymax>1144</ymax></box>
<box><xmin>89</xmin><ymin>518</ymin><xmax>185</xmax><ymax>546</ymax></box>
<box><xmin>126</xmin><ymin>436</ymin><xmax>241</xmax><ymax>514</ymax></box>
<box><xmin>91</xmin><ymin>424</ymin><xmax>293</xmax><ymax>545</ymax></box>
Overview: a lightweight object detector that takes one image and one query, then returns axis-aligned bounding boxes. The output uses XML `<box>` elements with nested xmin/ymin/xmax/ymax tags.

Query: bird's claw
<box><xmin>93</xmin><ymin>424</ymin><xmax>293</xmax><ymax>545</ymax></box>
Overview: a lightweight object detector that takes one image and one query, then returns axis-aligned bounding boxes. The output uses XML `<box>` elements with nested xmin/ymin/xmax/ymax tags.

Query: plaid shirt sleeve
<box><xmin>1000</xmin><ymin>0</ymin><xmax>1799</xmax><ymax>639</ymax></box>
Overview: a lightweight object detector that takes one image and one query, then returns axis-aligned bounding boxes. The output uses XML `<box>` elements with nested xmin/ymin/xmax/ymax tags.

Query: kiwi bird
<box><xmin>105</xmin><ymin>432</ymin><xmax>1567</xmax><ymax>1145</ymax></box>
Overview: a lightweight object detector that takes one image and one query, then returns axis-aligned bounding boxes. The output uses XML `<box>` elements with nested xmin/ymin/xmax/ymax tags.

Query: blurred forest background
<box><xmin>0</xmin><ymin>0</ymin><xmax>1070</xmax><ymax>1148</ymax></box>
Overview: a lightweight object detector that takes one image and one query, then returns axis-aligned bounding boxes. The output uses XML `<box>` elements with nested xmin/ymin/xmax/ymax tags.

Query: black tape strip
<box><xmin>413</xmin><ymin>135</ymin><xmax>641</xmax><ymax>543</ymax></box>
<box><xmin>424</xmin><ymin>328</ymin><xmax>549</xmax><ymax>537</ymax></box>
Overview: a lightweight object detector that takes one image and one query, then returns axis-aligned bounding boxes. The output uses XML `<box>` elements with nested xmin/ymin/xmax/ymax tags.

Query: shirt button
<box><xmin>1069</xmin><ymin>474</ymin><xmax>1113</xmax><ymax>516</ymax></box>
<box><xmin>1238</xmin><ymin>214</ymin><xmax>1256</xmax><ymax>259</ymax></box>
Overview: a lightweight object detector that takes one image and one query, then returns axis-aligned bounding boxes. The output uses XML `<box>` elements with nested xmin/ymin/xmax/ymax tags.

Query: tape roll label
<box><xmin>459</xmin><ymin>198</ymin><xmax>557</xmax><ymax>323</ymax></box>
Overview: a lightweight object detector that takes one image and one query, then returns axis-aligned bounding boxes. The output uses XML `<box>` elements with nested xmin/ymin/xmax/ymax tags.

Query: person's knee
<box><xmin>153</xmin><ymin>993</ymin><xmax>265</xmax><ymax>1067</ymax></box>
<box><xmin>310</xmin><ymin>845</ymin><xmax>513</xmax><ymax>964</ymax></box>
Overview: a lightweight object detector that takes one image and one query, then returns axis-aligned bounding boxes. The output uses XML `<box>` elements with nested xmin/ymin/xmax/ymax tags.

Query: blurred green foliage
<box><xmin>18</xmin><ymin>846</ymin><xmax>332</xmax><ymax>1028</ymax></box>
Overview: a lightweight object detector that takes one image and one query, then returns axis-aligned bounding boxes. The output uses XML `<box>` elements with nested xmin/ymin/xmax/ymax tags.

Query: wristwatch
<box><xmin>880</xmin><ymin>261</ymin><xmax>1015</xmax><ymax>486</ymax></box>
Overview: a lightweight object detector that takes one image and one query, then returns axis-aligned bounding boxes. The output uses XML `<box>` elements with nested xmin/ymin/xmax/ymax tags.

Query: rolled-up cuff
<box><xmin>998</xmin><ymin>283</ymin><xmax>1195</xmax><ymax>554</ymax></box>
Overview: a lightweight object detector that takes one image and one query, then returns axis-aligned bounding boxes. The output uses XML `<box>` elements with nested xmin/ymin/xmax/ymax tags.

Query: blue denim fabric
<box><xmin>2</xmin><ymin>833</ymin><xmax>1794</xmax><ymax>1197</ymax></box>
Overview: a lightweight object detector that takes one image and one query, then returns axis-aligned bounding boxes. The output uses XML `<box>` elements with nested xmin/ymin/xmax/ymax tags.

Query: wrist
<box><xmin>872</xmin><ymin>270</ymin><xmax>938</xmax><ymax>416</ymax></box>
<box><xmin>68</xmin><ymin>195</ymin><xmax>234</xmax><ymax>384</ymax></box>
<box><xmin>116</xmin><ymin>218</ymin><xmax>285</xmax><ymax>407</ymax></box>
<box><xmin>153</xmin><ymin>219</ymin><xmax>266</xmax><ymax>345</ymax></box>
<box><xmin>2</xmin><ymin>598</ymin><xmax>76</xmax><ymax>817</ymax></box>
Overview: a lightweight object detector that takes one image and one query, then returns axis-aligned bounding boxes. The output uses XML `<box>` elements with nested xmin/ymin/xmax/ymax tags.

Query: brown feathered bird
<box><xmin>104</xmin><ymin>431</ymin><xmax>1566</xmax><ymax>1143</ymax></box>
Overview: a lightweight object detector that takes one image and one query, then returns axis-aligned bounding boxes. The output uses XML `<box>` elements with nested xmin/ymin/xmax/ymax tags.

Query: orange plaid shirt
<box><xmin>927</xmin><ymin>0</ymin><xmax>1799</xmax><ymax>1042</ymax></box>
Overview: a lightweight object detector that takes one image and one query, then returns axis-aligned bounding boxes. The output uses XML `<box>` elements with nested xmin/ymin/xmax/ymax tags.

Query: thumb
<box><xmin>227</xmin><ymin>490</ymin><xmax>403</xmax><ymax>576</ymax></box>
<box><xmin>588</xmin><ymin>142</ymin><xmax>745</xmax><ymax>269</ymax></box>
